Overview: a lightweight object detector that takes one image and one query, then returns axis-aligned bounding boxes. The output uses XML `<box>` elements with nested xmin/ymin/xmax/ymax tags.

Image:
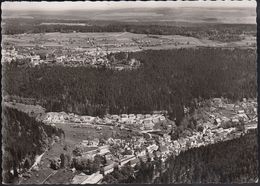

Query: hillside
<box><xmin>2</xmin><ymin>106</ymin><xmax>65</xmax><ymax>183</ymax></box>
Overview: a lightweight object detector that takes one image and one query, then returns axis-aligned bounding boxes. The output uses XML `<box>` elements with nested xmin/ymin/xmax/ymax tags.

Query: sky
<box><xmin>2</xmin><ymin>0</ymin><xmax>256</xmax><ymax>11</ymax></box>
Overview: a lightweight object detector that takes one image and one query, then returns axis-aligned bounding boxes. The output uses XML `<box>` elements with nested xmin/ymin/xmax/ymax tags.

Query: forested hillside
<box><xmin>2</xmin><ymin>47</ymin><xmax>256</xmax><ymax>124</ymax></box>
<box><xmin>155</xmin><ymin>129</ymin><xmax>258</xmax><ymax>183</ymax></box>
<box><xmin>2</xmin><ymin>106</ymin><xmax>65</xmax><ymax>183</ymax></box>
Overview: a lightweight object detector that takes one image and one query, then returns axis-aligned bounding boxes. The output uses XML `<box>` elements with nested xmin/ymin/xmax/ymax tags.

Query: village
<box><xmin>2</xmin><ymin>45</ymin><xmax>141</xmax><ymax>70</ymax></box>
<box><xmin>15</xmin><ymin>97</ymin><xmax>257</xmax><ymax>184</ymax></box>
<box><xmin>2</xmin><ymin>31</ymin><xmax>256</xmax><ymax>71</ymax></box>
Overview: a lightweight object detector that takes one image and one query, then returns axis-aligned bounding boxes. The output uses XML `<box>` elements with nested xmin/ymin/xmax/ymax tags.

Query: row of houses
<box><xmin>41</xmin><ymin>111</ymin><xmax>167</xmax><ymax>131</ymax></box>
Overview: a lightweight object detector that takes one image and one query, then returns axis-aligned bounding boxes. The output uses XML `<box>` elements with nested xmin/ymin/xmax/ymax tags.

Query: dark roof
<box><xmin>139</xmin><ymin>155</ymin><xmax>147</xmax><ymax>162</ymax></box>
<box><xmin>160</xmin><ymin>146</ymin><xmax>168</xmax><ymax>152</ymax></box>
<box><xmin>155</xmin><ymin>151</ymin><xmax>161</xmax><ymax>156</ymax></box>
<box><xmin>148</xmin><ymin>152</ymin><xmax>154</xmax><ymax>158</ymax></box>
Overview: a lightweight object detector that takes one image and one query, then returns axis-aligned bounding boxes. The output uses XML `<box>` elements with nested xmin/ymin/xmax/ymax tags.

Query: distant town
<box><xmin>2</xmin><ymin>45</ymin><xmax>141</xmax><ymax>70</ymax></box>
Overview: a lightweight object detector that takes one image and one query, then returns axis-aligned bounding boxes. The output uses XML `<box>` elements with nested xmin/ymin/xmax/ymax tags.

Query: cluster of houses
<box><xmin>197</xmin><ymin>97</ymin><xmax>257</xmax><ymax>129</ymax></box>
<box><xmin>70</xmin><ymin>133</ymin><xmax>172</xmax><ymax>184</ymax></box>
<box><xmin>2</xmin><ymin>45</ymin><xmax>141</xmax><ymax>70</ymax></box>
<box><xmin>65</xmin><ymin>97</ymin><xmax>257</xmax><ymax>184</ymax></box>
<box><xmin>2</xmin><ymin>48</ymin><xmax>30</xmax><ymax>64</ymax></box>
<box><xmin>40</xmin><ymin>112</ymin><xmax>167</xmax><ymax>132</ymax></box>
<box><xmin>104</xmin><ymin>113</ymin><xmax>167</xmax><ymax>130</ymax></box>
<box><xmin>69</xmin><ymin>116</ymin><xmax>253</xmax><ymax>184</ymax></box>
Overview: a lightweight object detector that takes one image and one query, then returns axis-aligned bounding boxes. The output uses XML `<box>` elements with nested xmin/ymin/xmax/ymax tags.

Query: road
<box><xmin>29</xmin><ymin>152</ymin><xmax>46</xmax><ymax>171</ymax></box>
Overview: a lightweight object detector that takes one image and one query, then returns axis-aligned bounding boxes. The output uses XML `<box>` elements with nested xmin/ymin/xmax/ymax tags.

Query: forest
<box><xmin>2</xmin><ymin>18</ymin><xmax>256</xmax><ymax>42</ymax></box>
<box><xmin>2</xmin><ymin>106</ymin><xmax>65</xmax><ymax>183</ymax></box>
<box><xmin>3</xmin><ymin>47</ymin><xmax>256</xmax><ymax>125</ymax></box>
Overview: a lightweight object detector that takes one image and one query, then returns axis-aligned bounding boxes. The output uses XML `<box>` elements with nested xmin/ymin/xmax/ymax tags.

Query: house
<box><xmin>136</xmin><ymin>114</ymin><xmax>145</xmax><ymax>119</ymax></box>
<box><xmin>143</xmin><ymin>119</ymin><xmax>154</xmax><ymax>130</ymax></box>
<box><xmin>125</xmin><ymin>119</ymin><xmax>134</xmax><ymax>125</ymax></box>
<box><xmin>107</xmin><ymin>138</ymin><xmax>114</xmax><ymax>144</ymax></box>
<box><xmin>238</xmin><ymin>113</ymin><xmax>249</xmax><ymax>122</ymax></box>
<box><xmin>173</xmin><ymin>140</ymin><xmax>180</xmax><ymax>149</ymax></box>
<box><xmin>152</xmin><ymin>117</ymin><xmax>160</xmax><ymax>123</ymax></box>
<box><xmin>96</xmin><ymin>126</ymin><xmax>102</xmax><ymax>130</ymax></box>
<box><xmin>121</xmin><ymin>114</ymin><xmax>128</xmax><ymax>118</ymax></box>
<box><xmin>139</xmin><ymin>155</ymin><xmax>147</xmax><ymax>163</ymax></box>
<box><xmin>214</xmin><ymin>118</ymin><xmax>222</xmax><ymax>126</ymax></box>
<box><xmin>103</xmin><ymin>118</ymin><xmax>112</xmax><ymax>124</ymax></box>
<box><xmin>129</xmin><ymin>114</ymin><xmax>136</xmax><ymax>119</ymax></box>
<box><xmin>119</xmin><ymin>155</ymin><xmax>136</xmax><ymax>167</ymax></box>
<box><xmin>82</xmin><ymin>138</ymin><xmax>99</xmax><ymax>147</ymax></box>
<box><xmin>137</xmin><ymin>150</ymin><xmax>146</xmax><ymax>157</ymax></box>
<box><xmin>238</xmin><ymin>110</ymin><xmax>245</xmax><ymax>114</ymax></box>
<box><xmin>71</xmin><ymin>173</ymin><xmax>90</xmax><ymax>184</ymax></box>
<box><xmin>98</xmin><ymin>145</ymin><xmax>110</xmax><ymax>156</ymax></box>
<box><xmin>147</xmin><ymin>152</ymin><xmax>155</xmax><ymax>161</ymax></box>
<box><xmin>101</xmin><ymin>162</ymin><xmax>118</xmax><ymax>175</ymax></box>
<box><xmin>114</xmin><ymin>139</ymin><xmax>122</xmax><ymax>144</ymax></box>
<box><xmin>81</xmin><ymin>172</ymin><xmax>103</xmax><ymax>184</ymax></box>
<box><xmin>225</xmin><ymin>104</ymin><xmax>235</xmax><ymax>111</ymax></box>
<box><xmin>146</xmin><ymin>144</ymin><xmax>158</xmax><ymax>153</ymax></box>
<box><xmin>56</xmin><ymin>55</ymin><xmax>66</xmax><ymax>63</ymax></box>
<box><xmin>81</xmin><ymin>116</ymin><xmax>95</xmax><ymax>123</ymax></box>
<box><xmin>31</xmin><ymin>55</ymin><xmax>40</xmax><ymax>63</ymax></box>
<box><xmin>155</xmin><ymin>151</ymin><xmax>161</xmax><ymax>158</ymax></box>
<box><xmin>212</xmin><ymin>98</ymin><xmax>222</xmax><ymax>102</ymax></box>
<box><xmin>81</xmin><ymin>147</ymin><xmax>99</xmax><ymax>156</ymax></box>
<box><xmin>178</xmin><ymin>138</ymin><xmax>187</xmax><ymax>148</ymax></box>
<box><xmin>231</xmin><ymin>118</ymin><xmax>239</xmax><ymax>123</ymax></box>
<box><xmin>111</xmin><ymin>115</ymin><xmax>120</xmax><ymax>120</ymax></box>
<box><xmin>80</xmin><ymin>153</ymin><xmax>95</xmax><ymax>161</ymax></box>
<box><xmin>129</xmin><ymin>158</ymin><xmax>140</xmax><ymax>168</ymax></box>
<box><xmin>105</xmin><ymin>153</ymin><xmax>113</xmax><ymax>162</ymax></box>
<box><xmin>163</xmin><ymin>134</ymin><xmax>172</xmax><ymax>142</ymax></box>
<box><xmin>159</xmin><ymin>146</ymin><xmax>169</xmax><ymax>157</ymax></box>
<box><xmin>153</xmin><ymin>110</ymin><xmax>168</xmax><ymax>115</ymax></box>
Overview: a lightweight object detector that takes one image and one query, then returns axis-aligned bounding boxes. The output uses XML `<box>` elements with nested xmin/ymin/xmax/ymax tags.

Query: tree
<box><xmin>60</xmin><ymin>153</ymin><xmax>65</xmax><ymax>168</ymax></box>
<box><xmin>24</xmin><ymin>158</ymin><xmax>31</xmax><ymax>170</ymax></box>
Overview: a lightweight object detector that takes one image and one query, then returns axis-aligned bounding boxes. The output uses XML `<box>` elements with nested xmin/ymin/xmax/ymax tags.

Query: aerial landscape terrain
<box><xmin>1</xmin><ymin>1</ymin><xmax>258</xmax><ymax>184</ymax></box>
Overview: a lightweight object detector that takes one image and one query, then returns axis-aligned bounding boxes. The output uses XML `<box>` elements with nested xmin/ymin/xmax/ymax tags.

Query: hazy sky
<box><xmin>2</xmin><ymin>0</ymin><xmax>256</xmax><ymax>11</ymax></box>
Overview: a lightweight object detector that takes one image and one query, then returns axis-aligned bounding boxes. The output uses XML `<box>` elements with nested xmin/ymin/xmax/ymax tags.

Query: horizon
<box><xmin>2</xmin><ymin>0</ymin><xmax>256</xmax><ymax>11</ymax></box>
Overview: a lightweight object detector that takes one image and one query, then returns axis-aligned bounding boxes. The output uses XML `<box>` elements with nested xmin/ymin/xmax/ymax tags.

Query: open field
<box><xmin>20</xmin><ymin>142</ymin><xmax>75</xmax><ymax>184</ymax></box>
<box><xmin>54</xmin><ymin>123</ymin><xmax>121</xmax><ymax>147</ymax></box>
<box><xmin>20</xmin><ymin>121</ymin><xmax>120</xmax><ymax>184</ymax></box>
<box><xmin>3</xmin><ymin>32</ymin><xmax>256</xmax><ymax>53</ymax></box>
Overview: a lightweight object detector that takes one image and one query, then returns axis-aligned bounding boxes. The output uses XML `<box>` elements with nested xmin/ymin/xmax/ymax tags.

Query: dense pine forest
<box><xmin>2</xmin><ymin>106</ymin><xmax>65</xmax><ymax>183</ymax></box>
<box><xmin>3</xmin><ymin>47</ymin><xmax>256</xmax><ymax>124</ymax></box>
